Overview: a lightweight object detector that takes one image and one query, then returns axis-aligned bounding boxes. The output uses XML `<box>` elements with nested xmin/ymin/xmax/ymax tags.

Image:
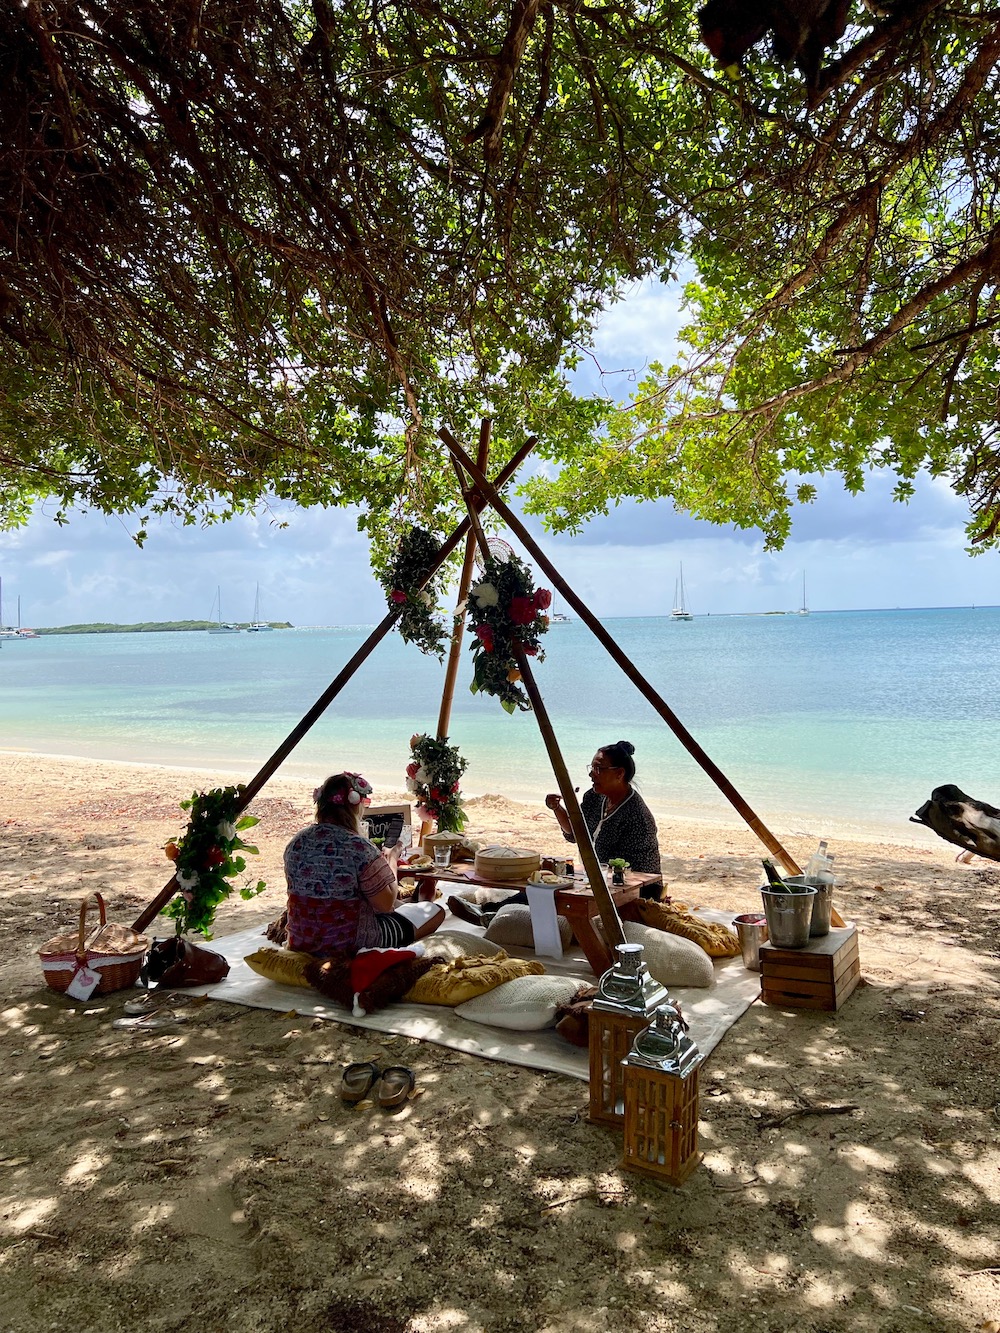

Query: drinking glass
<box><xmin>433</xmin><ymin>844</ymin><xmax>452</xmax><ymax>869</ymax></box>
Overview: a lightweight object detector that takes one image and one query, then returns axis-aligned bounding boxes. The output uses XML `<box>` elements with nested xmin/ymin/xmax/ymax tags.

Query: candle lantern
<box><xmin>622</xmin><ymin>1004</ymin><xmax>704</xmax><ymax>1186</ymax></box>
<box><xmin>588</xmin><ymin>942</ymin><xmax>668</xmax><ymax>1128</ymax></box>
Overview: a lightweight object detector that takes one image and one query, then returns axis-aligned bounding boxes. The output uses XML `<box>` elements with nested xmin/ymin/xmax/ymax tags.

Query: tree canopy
<box><xmin>2</xmin><ymin>1</ymin><xmax>999</xmax><ymax>547</ymax></box>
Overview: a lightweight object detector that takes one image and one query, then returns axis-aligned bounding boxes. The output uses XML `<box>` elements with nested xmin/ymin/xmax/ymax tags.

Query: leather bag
<box><xmin>141</xmin><ymin>936</ymin><xmax>230</xmax><ymax>989</ymax></box>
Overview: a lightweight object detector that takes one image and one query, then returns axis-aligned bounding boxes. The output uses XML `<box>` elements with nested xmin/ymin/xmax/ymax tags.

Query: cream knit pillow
<box><xmin>621</xmin><ymin>921</ymin><xmax>715</xmax><ymax>988</ymax></box>
<box><xmin>422</xmin><ymin>930</ymin><xmax>504</xmax><ymax>962</ymax></box>
<box><xmin>455</xmin><ymin>975</ymin><xmax>582</xmax><ymax>1030</ymax></box>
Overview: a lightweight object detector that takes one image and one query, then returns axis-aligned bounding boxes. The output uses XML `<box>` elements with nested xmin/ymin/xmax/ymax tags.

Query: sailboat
<box><xmin>797</xmin><ymin>572</ymin><xmax>809</xmax><ymax>616</ymax></box>
<box><xmin>0</xmin><ymin>579</ymin><xmax>35</xmax><ymax>639</ymax></box>
<box><xmin>670</xmin><ymin>563</ymin><xmax>694</xmax><ymax>621</ymax></box>
<box><xmin>247</xmin><ymin>583</ymin><xmax>273</xmax><ymax>632</ymax></box>
<box><xmin>207</xmin><ymin>587</ymin><xmax>241</xmax><ymax>634</ymax></box>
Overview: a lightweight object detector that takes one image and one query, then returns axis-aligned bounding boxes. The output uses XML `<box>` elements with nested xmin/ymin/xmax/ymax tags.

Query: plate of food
<box><xmin>527</xmin><ymin>870</ymin><xmax>574</xmax><ymax>888</ymax></box>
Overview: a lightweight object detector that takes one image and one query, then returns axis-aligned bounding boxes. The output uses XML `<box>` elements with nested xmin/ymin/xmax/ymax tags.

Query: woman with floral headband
<box><xmin>284</xmin><ymin>771</ymin><xmax>445</xmax><ymax>955</ymax></box>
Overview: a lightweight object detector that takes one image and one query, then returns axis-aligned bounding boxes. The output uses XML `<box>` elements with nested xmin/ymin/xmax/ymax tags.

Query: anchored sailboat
<box><xmin>0</xmin><ymin>580</ymin><xmax>37</xmax><ymax>639</ymax></box>
<box><xmin>797</xmin><ymin>572</ymin><xmax>809</xmax><ymax>616</ymax></box>
<box><xmin>247</xmin><ymin>583</ymin><xmax>273</xmax><ymax>632</ymax></box>
<box><xmin>670</xmin><ymin>563</ymin><xmax>694</xmax><ymax>621</ymax></box>
<box><xmin>207</xmin><ymin>587</ymin><xmax>241</xmax><ymax>634</ymax></box>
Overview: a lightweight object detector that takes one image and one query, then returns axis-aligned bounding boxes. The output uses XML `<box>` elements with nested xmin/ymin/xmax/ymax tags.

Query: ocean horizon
<box><xmin>3</xmin><ymin>607</ymin><xmax>997</xmax><ymax>846</ymax></box>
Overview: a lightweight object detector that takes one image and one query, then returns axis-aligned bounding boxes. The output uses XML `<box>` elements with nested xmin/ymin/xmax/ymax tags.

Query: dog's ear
<box><xmin>355</xmin><ymin>956</ymin><xmax>434</xmax><ymax>1015</ymax></box>
<box><xmin>304</xmin><ymin>956</ymin><xmax>354</xmax><ymax>1006</ymax></box>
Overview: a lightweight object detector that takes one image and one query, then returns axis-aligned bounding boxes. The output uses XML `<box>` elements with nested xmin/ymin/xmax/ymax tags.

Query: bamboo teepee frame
<box><xmin>134</xmin><ymin>420</ymin><xmax>811</xmax><ymax>941</ymax></box>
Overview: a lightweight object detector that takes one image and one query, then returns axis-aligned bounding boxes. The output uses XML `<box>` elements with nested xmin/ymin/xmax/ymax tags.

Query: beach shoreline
<box><xmin>0</xmin><ymin>746</ymin><xmax>942</xmax><ymax>853</ymax></box>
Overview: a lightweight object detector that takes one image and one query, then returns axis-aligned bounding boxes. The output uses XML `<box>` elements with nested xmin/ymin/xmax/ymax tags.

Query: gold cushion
<box><xmin>244</xmin><ymin>947</ymin><xmax>314</xmax><ymax>988</ymax></box>
<box><xmin>403</xmin><ymin>950</ymin><xmax>544</xmax><ymax>1006</ymax></box>
<box><xmin>627</xmin><ymin>900</ymin><xmax>741</xmax><ymax>959</ymax></box>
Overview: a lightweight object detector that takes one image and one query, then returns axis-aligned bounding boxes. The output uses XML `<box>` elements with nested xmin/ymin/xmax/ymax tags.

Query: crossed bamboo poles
<box><xmin>135</xmin><ymin>422</ymin><xmax>808</xmax><ymax>941</ymax></box>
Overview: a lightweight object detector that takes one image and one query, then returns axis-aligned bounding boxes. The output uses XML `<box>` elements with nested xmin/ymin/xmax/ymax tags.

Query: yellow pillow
<box><xmin>628</xmin><ymin>900</ymin><xmax>741</xmax><ymax>959</ymax></box>
<box><xmin>244</xmin><ymin>947</ymin><xmax>314</xmax><ymax>987</ymax></box>
<box><xmin>403</xmin><ymin>950</ymin><xmax>545</xmax><ymax>1006</ymax></box>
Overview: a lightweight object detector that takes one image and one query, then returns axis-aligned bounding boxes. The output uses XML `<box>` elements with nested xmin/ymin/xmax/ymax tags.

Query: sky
<box><xmin>2</xmin><ymin>278</ymin><xmax>998</xmax><ymax>628</ymax></box>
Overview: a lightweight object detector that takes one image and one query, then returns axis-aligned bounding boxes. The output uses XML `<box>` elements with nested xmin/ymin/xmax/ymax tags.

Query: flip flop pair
<box><xmin>340</xmin><ymin>1061</ymin><xmax>415</xmax><ymax>1109</ymax></box>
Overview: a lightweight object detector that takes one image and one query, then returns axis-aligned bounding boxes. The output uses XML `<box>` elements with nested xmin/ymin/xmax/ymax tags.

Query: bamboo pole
<box><xmin>133</xmin><ymin>436</ymin><xmax>539</xmax><ymax>934</ymax></box>
<box><xmin>438</xmin><ymin>426</ymin><xmax>804</xmax><ymax>879</ymax></box>
<box><xmin>435</xmin><ymin>420</ymin><xmax>491</xmax><ymax>741</ymax></box>
<box><xmin>451</xmin><ymin>446</ymin><xmax>625</xmax><ymax>950</ymax></box>
<box><xmin>512</xmin><ymin>643</ymin><xmax>626</xmax><ymax>950</ymax></box>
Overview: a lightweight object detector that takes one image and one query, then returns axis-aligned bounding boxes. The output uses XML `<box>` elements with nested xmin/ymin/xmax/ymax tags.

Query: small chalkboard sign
<box><xmin>364</xmin><ymin>804</ymin><xmax>410</xmax><ymax>848</ymax></box>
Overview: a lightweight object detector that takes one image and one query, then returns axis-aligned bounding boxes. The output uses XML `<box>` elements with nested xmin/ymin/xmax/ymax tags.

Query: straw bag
<box><xmin>38</xmin><ymin>893</ymin><xmax>148</xmax><ymax>997</ymax></box>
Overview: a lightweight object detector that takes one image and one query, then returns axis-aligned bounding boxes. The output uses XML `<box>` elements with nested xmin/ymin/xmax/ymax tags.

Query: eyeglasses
<box><xmin>587</xmin><ymin>764</ymin><xmax>616</xmax><ymax>774</ymax></box>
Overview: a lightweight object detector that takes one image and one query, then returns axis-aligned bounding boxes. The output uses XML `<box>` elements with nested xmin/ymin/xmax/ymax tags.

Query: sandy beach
<box><xmin>2</xmin><ymin>750</ymin><xmax>999</xmax><ymax>1332</ymax></box>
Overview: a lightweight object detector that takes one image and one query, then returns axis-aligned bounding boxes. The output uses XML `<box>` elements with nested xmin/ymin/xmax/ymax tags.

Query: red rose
<box><xmin>509</xmin><ymin>596</ymin><xmax>536</xmax><ymax>625</ymax></box>
<box><xmin>204</xmin><ymin>846</ymin><xmax>226</xmax><ymax>868</ymax></box>
<box><xmin>534</xmin><ymin>587</ymin><xmax>552</xmax><ymax>611</ymax></box>
<box><xmin>430</xmin><ymin>787</ymin><xmax>442</xmax><ymax>800</ymax></box>
<box><xmin>390</xmin><ymin>589</ymin><xmax>407</xmax><ymax>604</ymax></box>
<box><xmin>452</xmin><ymin>781</ymin><xmax>460</xmax><ymax>792</ymax></box>
<box><xmin>406</xmin><ymin>761</ymin><xmax>419</xmax><ymax>777</ymax></box>
<box><xmin>475</xmin><ymin>624</ymin><xmax>495</xmax><ymax>652</ymax></box>
<box><xmin>523</xmin><ymin>643</ymin><xmax>538</xmax><ymax>656</ymax></box>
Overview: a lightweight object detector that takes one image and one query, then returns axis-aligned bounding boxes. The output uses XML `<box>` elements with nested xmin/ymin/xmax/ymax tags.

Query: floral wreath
<box><xmin>405</xmin><ymin>734</ymin><xmax>468</xmax><ymax>831</ymax></box>
<box><xmin>163</xmin><ymin>785</ymin><xmax>265</xmax><ymax>938</ymax></box>
<box><xmin>377</xmin><ymin>525</ymin><xmax>448</xmax><ymax>660</ymax></box>
<box><xmin>314</xmin><ymin>772</ymin><xmax>373</xmax><ymax>808</ymax></box>
<box><xmin>466</xmin><ymin>553</ymin><xmax>551</xmax><ymax>712</ymax></box>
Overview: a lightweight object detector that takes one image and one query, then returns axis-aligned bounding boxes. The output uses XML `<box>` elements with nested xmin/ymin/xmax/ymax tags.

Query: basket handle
<box><xmin>76</xmin><ymin>892</ymin><xmax>109</xmax><ymax>960</ymax></box>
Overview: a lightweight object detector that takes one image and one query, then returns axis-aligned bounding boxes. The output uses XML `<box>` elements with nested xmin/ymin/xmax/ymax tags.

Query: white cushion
<box><xmin>421</xmin><ymin>930</ymin><xmax>504</xmax><ymax>962</ymax></box>
<box><xmin>484</xmin><ymin>905</ymin><xmax>573</xmax><ymax>952</ymax></box>
<box><xmin>622</xmin><ymin>921</ymin><xmax>715</xmax><ymax>988</ymax></box>
<box><xmin>455</xmin><ymin>975</ymin><xmax>582</xmax><ymax>1030</ymax></box>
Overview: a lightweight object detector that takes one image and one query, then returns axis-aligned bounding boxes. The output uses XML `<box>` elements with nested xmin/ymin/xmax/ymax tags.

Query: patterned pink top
<box><xmin>283</xmin><ymin>822</ymin><xmax>396</xmax><ymax>955</ymax></box>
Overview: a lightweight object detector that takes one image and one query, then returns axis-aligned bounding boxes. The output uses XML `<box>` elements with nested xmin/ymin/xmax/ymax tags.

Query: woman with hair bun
<box><xmin>546</xmin><ymin>741</ymin><xmax>662</xmax><ymax>896</ymax></box>
<box><xmin>447</xmin><ymin>740</ymin><xmax>662</xmax><ymax>927</ymax></box>
<box><xmin>284</xmin><ymin>771</ymin><xmax>445</xmax><ymax>955</ymax></box>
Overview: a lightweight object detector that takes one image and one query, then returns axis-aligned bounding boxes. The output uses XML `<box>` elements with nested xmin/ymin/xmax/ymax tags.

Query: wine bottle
<box><xmin>761</xmin><ymin>858</ymin><xmax>789</xmax><ymax>889</ymax></box>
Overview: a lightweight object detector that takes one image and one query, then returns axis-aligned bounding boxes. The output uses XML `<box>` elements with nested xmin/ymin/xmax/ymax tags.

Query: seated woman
<box><xmin>448</xmin><ymin>739</ymin><xmax>663</xmax><ymax>926</ymax></box>
<box><xmin>285</xmin><ymin>771</ymin><xmax>445</xmax><ymax>955</ymax></box>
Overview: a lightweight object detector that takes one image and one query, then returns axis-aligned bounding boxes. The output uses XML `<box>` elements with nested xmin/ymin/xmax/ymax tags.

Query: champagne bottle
<box><xmin>761</xmin><ymin>858</ymin><xmax>789</xmax><ymax>890</ymax></box>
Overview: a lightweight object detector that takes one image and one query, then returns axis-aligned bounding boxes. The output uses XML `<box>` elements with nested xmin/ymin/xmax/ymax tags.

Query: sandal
<box><xmin>340</xmin><ymin>1061</ymin><xmax>381</xmax><ymax>1103</ymax></box>
<box><xmin>377</xmin><ymin>1065</ymin><xmax>415</xmax><ymax>1109</ymax></box>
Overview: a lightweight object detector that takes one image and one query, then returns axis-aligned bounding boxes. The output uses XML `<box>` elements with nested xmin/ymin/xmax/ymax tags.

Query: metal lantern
<box><xmin>622</xmin><ymin>1004</ymin><xmax>704</xmax><ymax>1186</ymax></box>
<box><xmin>588</xmin><ymin>942</ymin><xmax>669</xmax><ymax>1127</ymax></box>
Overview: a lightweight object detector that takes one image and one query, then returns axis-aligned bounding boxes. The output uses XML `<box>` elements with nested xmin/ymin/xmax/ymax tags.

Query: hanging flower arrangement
<box><xmin>466</xmin><ymin>554</ymin><xmax>551</xmax><ymax>713</ymax></box>
<box><xmin>162</xmin><ymin>785</ymin><xmax>266</xmax><ymax>938</ymax></box>
<box><xmin>406</xmin><ymin>733</ymin><xmax>468</xmax><ymax>831</ymax></box>
<box><xmin>378</xmin><ymin>525</ymin><xmax>448</xmax><ymax>660</ymax></box>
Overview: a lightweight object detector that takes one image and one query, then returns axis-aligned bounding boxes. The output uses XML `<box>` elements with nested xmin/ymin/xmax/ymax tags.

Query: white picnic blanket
<box><xmin>179</xmin><ymin>908</ymin><xmax>761</xmax><ymax>1081</ymax></box>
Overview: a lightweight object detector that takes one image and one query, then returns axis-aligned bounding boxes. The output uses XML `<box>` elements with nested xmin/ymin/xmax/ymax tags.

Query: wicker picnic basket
<box><xmin>38</xmin><ymin>892</ymin><xmax>149</xmax><ymax>995</ymax></box>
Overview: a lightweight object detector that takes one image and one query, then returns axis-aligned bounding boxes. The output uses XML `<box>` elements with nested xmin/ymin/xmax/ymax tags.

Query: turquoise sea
<box><xmin>2</xmin><ymin>609</ymin><xmax>997</xmax><ymax>841</ymax></box>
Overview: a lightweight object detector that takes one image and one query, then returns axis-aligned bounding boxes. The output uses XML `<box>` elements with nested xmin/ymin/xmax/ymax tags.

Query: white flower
<box><xmin>405</xmin><ymin>777</ymin><xmax>418</xmax><ymax>793</ymax></box>
<box><xmin>472</xmin><ymin>581</ymin><xmax>499</xmax><ymax>608</ymax></box>
<box><xmin>216</xmin><ymin>820</ymin><xmax>237</xmax><ymax>841</ymax></box>
<box><xmin>418</xmin><ymin>590</ymin><xmax>434</xmax><ymax>607</ymax></box>
<box><xmin>415</xmin><ymin>765</ymin><xmax>429</xmax><ymax>784</ymax></box>
<box><xmin>176</xmin><ymin>869</ymin><xmax>200</xmax><ymax>890</ymax></box>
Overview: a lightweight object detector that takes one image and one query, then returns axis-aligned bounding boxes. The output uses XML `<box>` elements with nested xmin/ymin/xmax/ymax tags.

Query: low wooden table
<box><xmin>407</xmin><ymin>864</ymin><xmax>658</xmax><ymax>977</ymax></box>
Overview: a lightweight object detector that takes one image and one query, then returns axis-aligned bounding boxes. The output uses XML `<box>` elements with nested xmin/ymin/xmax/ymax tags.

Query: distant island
<box><xmin>33</xmin><ymin>621</ymin><xmax>293</xmax><ymax>634</ymax></box>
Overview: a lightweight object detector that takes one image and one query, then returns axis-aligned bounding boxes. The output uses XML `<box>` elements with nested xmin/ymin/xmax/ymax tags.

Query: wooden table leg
<box><xmin>568</xmin><ymin>908</ymin><xmax>615</xmax><ymax>977</ymax></box>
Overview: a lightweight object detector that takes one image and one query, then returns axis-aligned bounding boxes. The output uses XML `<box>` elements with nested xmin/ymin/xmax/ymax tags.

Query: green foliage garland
<box><xmin>466</xmin><ymin>555</ymin><xmax>550</xmax><ymax>713</ymax></box>
<box><xmin>163</xmin><ymin>786</ymin><xmax>266</xmax><ymax>938</ymax></box>
<box><xmin>380</xmin><ymin>526</ymin><xmax>448</xmax><ymax>660</ymax></box>
<box><xmin>406</xmin><ymin>734</ymin><xmax>468</xmax><ymax>832</ymax></box>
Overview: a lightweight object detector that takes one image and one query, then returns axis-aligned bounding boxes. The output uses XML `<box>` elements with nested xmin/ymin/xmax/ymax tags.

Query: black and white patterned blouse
<box><xmin>564</xmin><ymin>787</ymin><xmax>662</xmax><ymax>876</ymax></box>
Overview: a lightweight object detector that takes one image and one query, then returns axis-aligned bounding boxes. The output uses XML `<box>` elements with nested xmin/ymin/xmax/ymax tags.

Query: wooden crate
<box><xmin>621</xmin><ymin>1062</ymin><xmax>701</xmax><ymax>1186</ymax></box>
<box><xmin>760</xmin><ymin>925</ymin><xmax>860</xmax><ymax>1011</ymax></box>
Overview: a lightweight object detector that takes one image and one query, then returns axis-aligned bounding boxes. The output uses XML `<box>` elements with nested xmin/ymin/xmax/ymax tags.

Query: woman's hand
<box><xmin>381</xmin><ymin>840</ymin><xmax>402</xmax><ymax>869</ymax></box>
<box><xmin>545</xmin><ymin>793</ymin><xmax>563</xmax><ymax>810</ymax></box>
